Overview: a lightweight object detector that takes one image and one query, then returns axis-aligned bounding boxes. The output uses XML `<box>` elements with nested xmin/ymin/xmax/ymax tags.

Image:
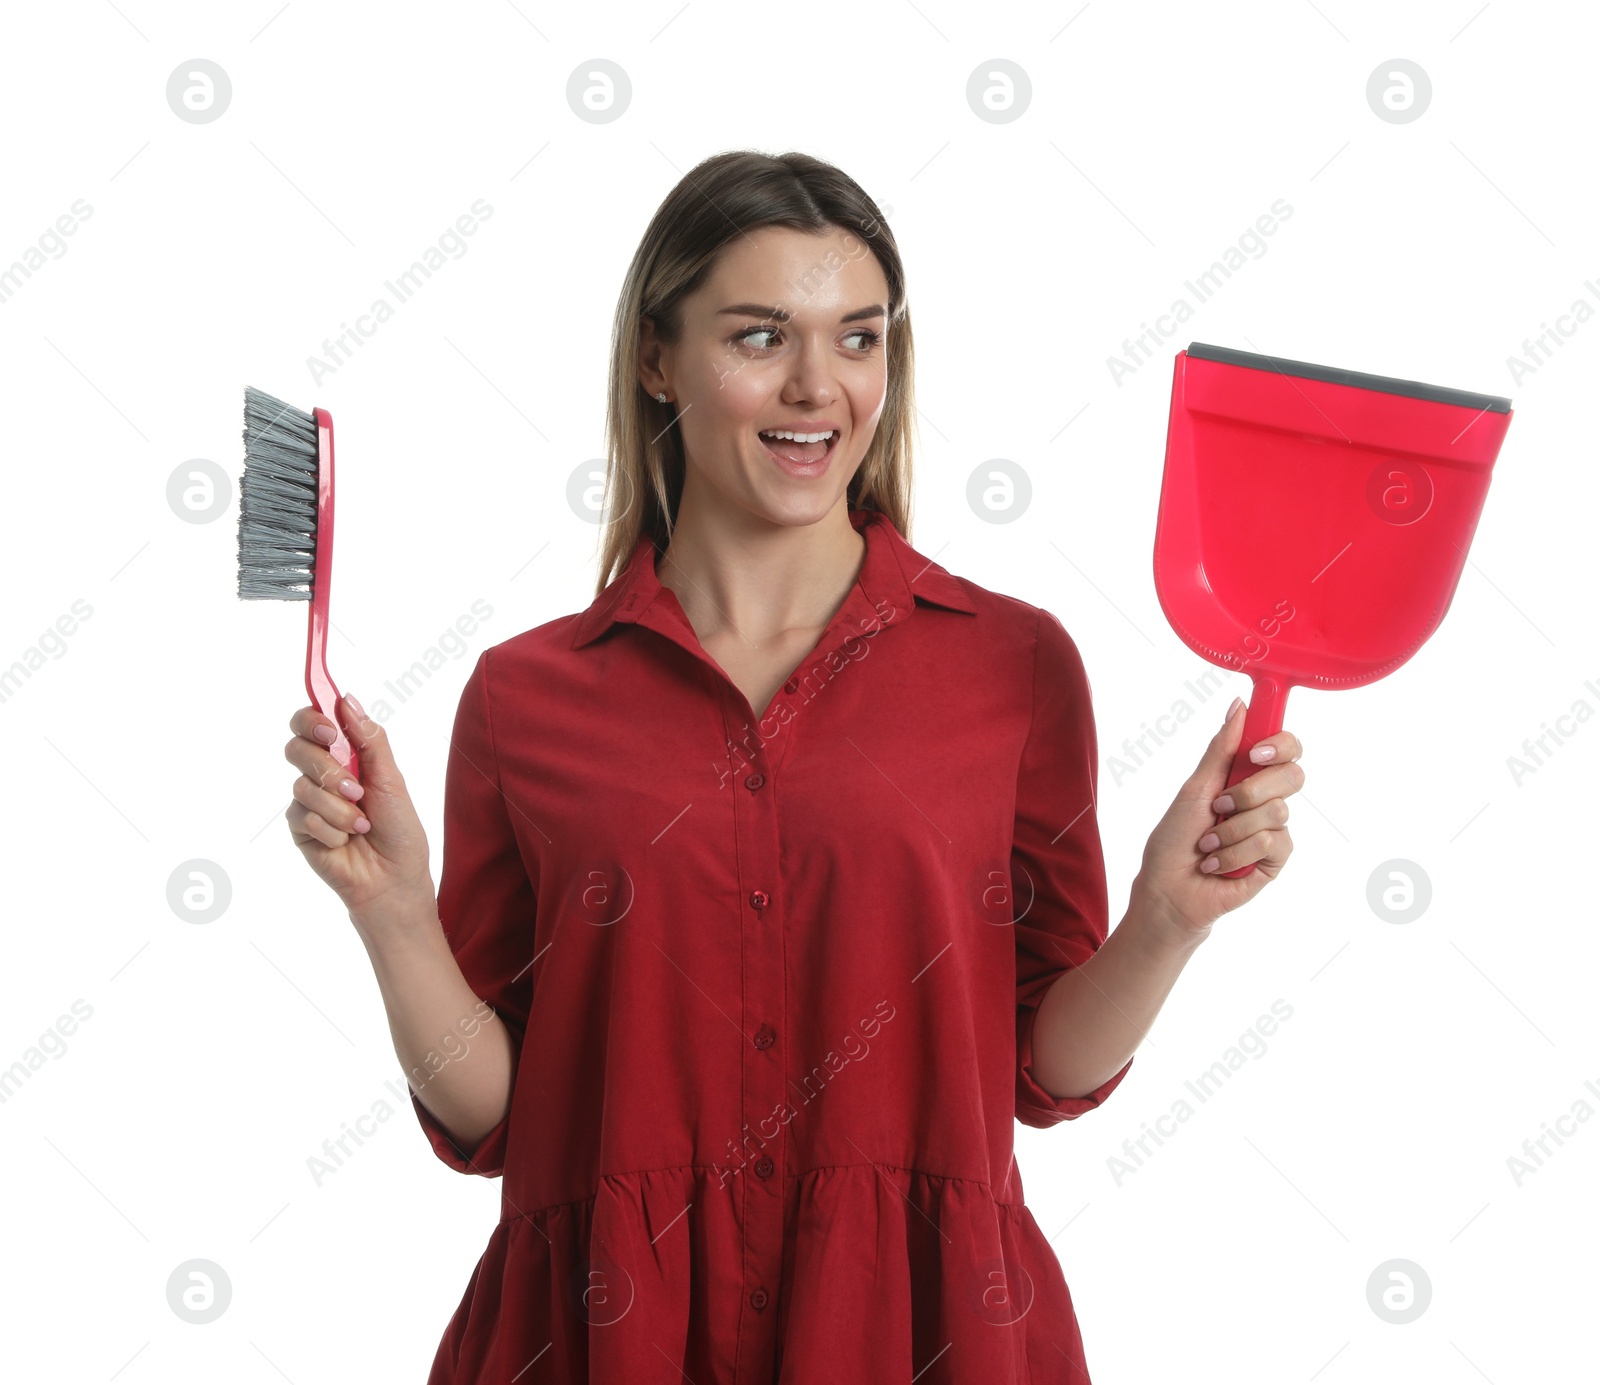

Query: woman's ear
<box><xmin>637</xmin><ymin>314</ymin><xmax>668</xmax><ymax>397</ymax></box>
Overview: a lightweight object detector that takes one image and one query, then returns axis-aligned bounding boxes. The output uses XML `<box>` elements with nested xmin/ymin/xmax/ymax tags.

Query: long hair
<box><xmin>594</xmin><ymin>149</ymin><xmax>916</xmax><ymax>596</ymax></box>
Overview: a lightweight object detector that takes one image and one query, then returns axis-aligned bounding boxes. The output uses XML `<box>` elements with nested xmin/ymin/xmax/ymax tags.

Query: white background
<box><xmin>0</xmin><ymin>0</ymin><xmax>1593</xmax><ymax>1380</ymax></box>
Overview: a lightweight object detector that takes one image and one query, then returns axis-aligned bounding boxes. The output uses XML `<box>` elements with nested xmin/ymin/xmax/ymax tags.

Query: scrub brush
<box><xmin>236</xmin><ymin>386</ymin><xmax>359</xmax><ymax>780</ymax></box>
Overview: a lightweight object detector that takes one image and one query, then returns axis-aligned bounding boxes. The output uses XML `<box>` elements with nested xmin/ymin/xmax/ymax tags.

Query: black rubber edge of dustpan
<box><xmin>1186</xmin><ymin>341</ymin><xmax>1512</xmax><ymax>414</ymax></box>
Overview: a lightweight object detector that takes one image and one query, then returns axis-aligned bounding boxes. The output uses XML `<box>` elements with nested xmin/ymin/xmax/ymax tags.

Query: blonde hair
<box><xmin>595</xmin><ymin>149</ymin><xmax>916</xmax><ymax>596</ymax></box>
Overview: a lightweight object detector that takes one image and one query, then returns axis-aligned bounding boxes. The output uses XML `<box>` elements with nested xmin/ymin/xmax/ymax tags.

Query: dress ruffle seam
<box><xmin>498</xmin><ymin>1159</ymin><xmax>1027</xmax><ymax>1223</ymax></box>
<box><xmin>499</xmin><ymin>1163</ymin><xmax>731</xmax><ymax>1223</ymax></box>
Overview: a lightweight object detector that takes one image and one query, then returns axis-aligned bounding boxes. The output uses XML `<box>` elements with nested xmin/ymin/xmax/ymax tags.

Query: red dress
<box><xmin>411</xmin><ymin>505</ymin><xmax>1134</xmax><ymax>1383</ymax></box>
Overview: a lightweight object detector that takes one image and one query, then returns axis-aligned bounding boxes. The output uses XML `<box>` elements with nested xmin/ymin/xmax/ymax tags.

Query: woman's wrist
<box><xmin>349</xmin><ymin>882</ymin><xmax>442</xmax><ymax>959</ymax></box>
<box><xmin>1124</xmin><ymin>873</ymin><xmax>1213</xmax><ymax>957</ymax></box>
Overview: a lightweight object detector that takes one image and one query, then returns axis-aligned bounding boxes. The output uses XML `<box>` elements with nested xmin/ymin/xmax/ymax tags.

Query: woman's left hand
<box><xmin>1134</xmin><ymin>695</ymin><xmax>1304</xmax><ymax>940</ymax></box>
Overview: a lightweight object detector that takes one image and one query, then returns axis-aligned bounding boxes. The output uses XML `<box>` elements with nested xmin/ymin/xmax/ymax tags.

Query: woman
<box><xmin>283</xmin><ymin>150</ymin><xmax>1303</xmax><ymax>1383</ymax></box>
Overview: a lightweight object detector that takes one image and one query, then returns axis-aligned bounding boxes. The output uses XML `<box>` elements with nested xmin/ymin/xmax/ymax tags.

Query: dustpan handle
<box><xmin>1212</xmin><ymin>674</ymin><xmax>1290</xmax><ymax>879</ymax></box>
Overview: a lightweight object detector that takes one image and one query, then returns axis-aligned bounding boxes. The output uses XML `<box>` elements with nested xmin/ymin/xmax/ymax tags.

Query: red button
<box><xmin>750</xmin><ymin>890</ymin><xmax>769</xmax><ymax>910</ymax></box>
<box><xmin>783</xmin><ymin>677</ymin><xmax>799</xmax><ymax>694</ymax></box>
<box><xmin>750</xmin><ymin>1287</ymin><xmax>769</xmax><ymax>1310</ymax></box>
<box><xmin>744</xmin><ymin>773</ymin><xmax>765</xmax><ymax>791</ymax></box>
<box><xmin>753</xmin><ymin>1024</ymin><xmax>775</xmax><ymax>1049</ymax></box>
<box><xmin>754</xmin><ymin>1157</ymin><xmax>774</xmax><ymax>1178</ymax></box>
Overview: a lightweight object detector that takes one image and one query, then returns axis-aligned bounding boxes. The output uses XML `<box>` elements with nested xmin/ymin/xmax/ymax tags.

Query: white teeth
<box><xmin>760</xmin><ymin>429</ymin><xmax>835</xmax><ymax>444</ymax></box>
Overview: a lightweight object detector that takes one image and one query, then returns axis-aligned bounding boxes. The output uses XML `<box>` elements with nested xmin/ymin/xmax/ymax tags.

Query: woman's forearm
<box><xmin>1029</xmin><ymin>879</ymin><xmax>1207</xmax><ymax>1100</ymax></box>
<box><xmin>355</xmin><ymin>894</ymin><xmax>517</xmax><ymax>1151</ymax></box>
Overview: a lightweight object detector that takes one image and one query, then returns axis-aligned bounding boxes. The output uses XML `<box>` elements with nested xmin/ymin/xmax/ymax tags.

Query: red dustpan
<box><xmin>1154</xmin><ymin>342</ymin><xmax>1513</xmax><ymax>876</ymax></box>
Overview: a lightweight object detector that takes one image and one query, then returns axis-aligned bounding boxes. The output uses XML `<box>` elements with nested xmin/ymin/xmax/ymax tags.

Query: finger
<box><xmin>1187</xmin><ymin>696</ymin><xmax>1247</xmax><ymax>792</ymax></box>
<box><xmin>1213</xmin><ymin>759</ymin><xmax>1305</xmax><ymax>815</ymax></box>
<box><xmin>290</xmin><ymin>705</ymin><xmax>342</xmax><ymax>749</ymax></box>
<box><xmin>1245</xmin><ymin>729</ymin><xmax>1303</xmax><ymax>766</ymax></box>
<box><xmin>1200</xmin><ymin>825</ymin><xmax>1282</xmax><ymax>875</ymax></box>
<box><xmin>1195</xmin><ymin>796</ymin><xmax>1289</xmax><ymax>854</ymax></box>
<box><xmin>284</xmin><ymin>735</ymin><xmax>365</xmax><ymax>800</ymax></box>
<box><xmin>336</xmin><ymin>694</ymin><xmax>402</xmax><ymax>791</ymax></box>
<box><xmin>292</xmin><ymin>773</ymin><xmax>371</xmax><ymax>838</ymax></box>
<box><xmin>1205</xmin><ymin>823</ymin><xmax>1296</xmax><ymax>874</ymax></box>
<box><xmin>286</xmin><ymin>799</ymin><xmax>352</xmax><ymax>850</ymax></box>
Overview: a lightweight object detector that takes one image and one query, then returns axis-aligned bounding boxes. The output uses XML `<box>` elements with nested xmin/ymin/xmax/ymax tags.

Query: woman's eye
<box><xmin>735</xmin><ymin>326</ymin><xmax>883</xmax><ymax>352</ymax></box>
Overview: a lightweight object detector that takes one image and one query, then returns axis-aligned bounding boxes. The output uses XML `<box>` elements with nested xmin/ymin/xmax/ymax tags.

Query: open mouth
<box><xmin>758</xmin><ymin>428</ymin><xmax>839</xmax><ymax>470</ymax></box>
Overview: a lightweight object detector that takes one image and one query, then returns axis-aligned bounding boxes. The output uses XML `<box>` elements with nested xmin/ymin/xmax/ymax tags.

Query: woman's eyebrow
<box><xmin>716</xmin><ymin>302</ymin><xmax>887</xmax><ymax>324</ymax></box>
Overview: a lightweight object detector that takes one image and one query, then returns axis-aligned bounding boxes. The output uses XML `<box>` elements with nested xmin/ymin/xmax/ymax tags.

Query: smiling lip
<box><xmin>759</xmin><ymin>421</ymin><xmax>840</xmax><ymax>435</ymax></box>
<box><xmin>759</xmin><ymin>427</ymin><xmax>839</xmax><ymax>478</ymax></box>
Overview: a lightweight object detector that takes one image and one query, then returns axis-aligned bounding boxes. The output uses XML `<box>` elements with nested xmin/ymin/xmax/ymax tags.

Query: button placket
<box><xmin>722</xmin><ymin>687</ymin><xmax>785</xmax><ymax>1384</ymax></box>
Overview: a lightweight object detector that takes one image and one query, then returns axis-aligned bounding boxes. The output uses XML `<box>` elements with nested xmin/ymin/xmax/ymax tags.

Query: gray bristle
<box><xmin>238</xmin><ymin>386</ymin><xmax>320</xmax><ymax>601</ymax></box>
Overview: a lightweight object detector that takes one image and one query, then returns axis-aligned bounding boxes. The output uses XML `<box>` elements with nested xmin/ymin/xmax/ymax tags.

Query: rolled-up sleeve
<box><xmin>410</xmin><ymin>647</ymin><xmax>536</xmax><ymax>1176</ymax></box>
<box><xmin>1012</xmin><ymin>608</ymin><xmax>1134</xmax><ymax>1129</ymax></box>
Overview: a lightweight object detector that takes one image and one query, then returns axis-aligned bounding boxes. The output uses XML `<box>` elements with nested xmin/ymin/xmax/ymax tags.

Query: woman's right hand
<box><xmin>285</xmin><ymin>694</ymin><xmax>435</xmax><ymax>923</ymax></box>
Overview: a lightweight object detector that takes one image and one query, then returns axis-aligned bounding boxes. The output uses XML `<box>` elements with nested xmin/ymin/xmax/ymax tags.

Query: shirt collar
<box><xmin>570</xmin><ymin>506</ymin><xmax>976</xmax><ymax>650</ymax></box>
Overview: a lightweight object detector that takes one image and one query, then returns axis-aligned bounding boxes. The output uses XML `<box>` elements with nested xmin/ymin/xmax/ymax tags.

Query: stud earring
<box><xmin>655</xmin><ymin>392</ymin><xmax>667</xmax><ymax>402</ymax></box>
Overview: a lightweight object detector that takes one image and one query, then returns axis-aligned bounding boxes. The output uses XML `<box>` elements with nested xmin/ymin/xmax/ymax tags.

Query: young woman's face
<box><xmin>641</xmin><ymin>225</ymin><xmax>893</xmax><ymax>528</ymax></box>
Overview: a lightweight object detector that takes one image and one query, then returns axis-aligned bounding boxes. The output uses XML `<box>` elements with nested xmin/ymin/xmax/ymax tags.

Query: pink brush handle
<box><xmin>1212</xmin><ymin>673</ymin><xmax>1290</xmax><ymax>878</ymax></box>
<box><xmin>305</xmin><ymin>407</ymin><xmax>358</xmax><ymax>782</ymax></box>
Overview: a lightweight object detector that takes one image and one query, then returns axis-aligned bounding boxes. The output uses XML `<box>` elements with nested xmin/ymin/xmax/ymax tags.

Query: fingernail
<box><xmin>1197</xmin><ymin>832</ymin><xmax>1220</xmax><ymax>852</ymax></box>
<box><xmin>347</xmin><ymin>694</ymin><xmax>367</xmax><ymax>722</ymax></box>
<box><xmin>353</xmin><ymin>815</ymin><xmax>371</xmax><ymax>833</ymax></box>
<box><xmin>1224</xmin><ymin>696</ymin><xmax>1243</xmax><ymax>724</ymax></box>
<box><xmin>1249</xmin><ymin>744</ymin><xmax>1276</xmax><ymax>763</ymax></box>
<box><xmin>313</xmin><ymin>723</ymin><xmax>337</xmax><ymax>745</ymax></box>
<box><xmin>1213</xmin><ymin>794</ymin><xmax>1235</xmax><ymax>815</ymax></box>
<box><xmin>337</xmin><ymin>778</ymin><xmax>364</xmax><ymax>801</ymax></box>
<box><xmin>1200</xmin><ymin>855</ymin><xmax>1220</xmax><ymax>873</ymax></box>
